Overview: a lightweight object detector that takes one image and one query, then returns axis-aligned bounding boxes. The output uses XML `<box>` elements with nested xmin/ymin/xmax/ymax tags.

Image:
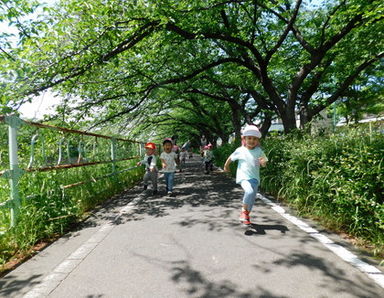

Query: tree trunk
<box><xmin>260</xmin><ymin>115</ymin><xmax>272</xmax><ymax>137</ymax></box>
<box><xmin>229</xmin><ymin>103</ymin><xmax>242</xmax><ymax>142</ymax></box>
<box><xmin>299</xmin><ymin>102</ymin><xmax>309</xmax><ymax>129</ymax></box>
<box><xmin>281</xmin><ymin>110</ymin><xmax>297</xmax><ymax>133</ymax></box>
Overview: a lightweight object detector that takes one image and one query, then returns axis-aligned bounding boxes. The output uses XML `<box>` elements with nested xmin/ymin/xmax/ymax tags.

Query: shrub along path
<box><xmin>1</xmin><ymin>156</ymin><xmax>383</xmax><ymax>297</ymax></box>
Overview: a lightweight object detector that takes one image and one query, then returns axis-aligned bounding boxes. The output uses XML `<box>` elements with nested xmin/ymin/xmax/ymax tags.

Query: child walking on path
<box><xmin>137</xmin><ymin>142</ymin><xmax>158</xmax><ymax>195</ymax></box>
<box><xmin>203</xmin><ymin>144</ymin><xmax>214</xmax><ymax>174</ymax></box>
<box><xmin>160</xmin><ymin>138</ymin><xmax>179</xmax><ymax>196</ymax></box>
<box><xmin>179</xmin><ymin>147</ymin><xmax>188</xmax><ymax>172</ymax></box>
<box><xmin>223</xmin><ymin>125</ymin><xmax>268</xmax><ymax>225</ymax></box>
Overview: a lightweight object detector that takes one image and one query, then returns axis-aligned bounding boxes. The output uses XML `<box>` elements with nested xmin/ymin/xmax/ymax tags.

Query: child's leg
<box><xmin>240</xmin><ymin>179</ymin><xmax>259</xmax><ymax>212</ymax></box>
<box><xmin>143</xmin><ymin>172</ymin><xmax>150</xmax><ymax>189</ymax></box>
<box><xmin>168</xmin><ymin>172</ymin><xmax>175</xmax><ymax>192</ymax></box>
<box><xmin>164</xmin><ymin>172</ymin><xmax>170</xmax><ymax>192</ymax></box>
<box><xmin>151</xmin><ymin>171</ymin><xmax>158</xmax><ymax>191</ymax></box>
<box><xmin>204</xmin><ymin>161</ymin><xmax>209</xmax><ymax>172</ymax></box>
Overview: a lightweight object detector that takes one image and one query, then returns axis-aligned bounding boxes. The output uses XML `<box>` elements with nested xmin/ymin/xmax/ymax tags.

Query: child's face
<box><xmin>163</xmin><ymin>142</ymin><xmax>172</xmax><ymax>152</ymax></box>
<box><xmin>244</xmin><ymin>136</ymin><xmax>260</xmax><ymax>149</ymax></box>
<box><xmin>145</xmin><ymin>148</ymin><xmax>155</xmax><ymax>155</ymax></box>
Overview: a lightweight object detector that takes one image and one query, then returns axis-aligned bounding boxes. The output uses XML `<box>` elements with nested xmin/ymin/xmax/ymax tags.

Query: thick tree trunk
<box><xmin>260</xmin><ymin>115</ymin><xmax>272</xmax><ymax>137</ymax></box>
<box><xmin>299</xmin><ymin>103</ymin><xmax>309</xmax><ymax>129</ymax></box>
<box><xmin>230</xmin><ymin>103</ymin><xmax>242</xmax><ymax>142</ymax></box>
<box><xmin>281</xmin><ymin>110</ymin><xmax>297</xmax><ymax>133</ymax></box>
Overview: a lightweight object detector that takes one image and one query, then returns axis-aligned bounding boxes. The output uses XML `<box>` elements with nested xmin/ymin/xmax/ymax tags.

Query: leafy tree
<box><xmin>1</xmin><ymin>0</ymin><xmax>383</xmax><ymax>138</ymax></box>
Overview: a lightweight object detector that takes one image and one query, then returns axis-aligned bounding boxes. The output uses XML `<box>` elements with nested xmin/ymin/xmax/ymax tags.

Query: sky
<box><xmin>18</xmin><ymin>91</ymin><xmax>60</xmax><ymax>120</ymax></box>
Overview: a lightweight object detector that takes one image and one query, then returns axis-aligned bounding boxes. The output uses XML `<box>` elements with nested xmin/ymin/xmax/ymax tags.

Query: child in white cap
<box><xmin>223</xmin><ymin>125</ymin><xmax>268</xmax><ymax>225</ymax></box>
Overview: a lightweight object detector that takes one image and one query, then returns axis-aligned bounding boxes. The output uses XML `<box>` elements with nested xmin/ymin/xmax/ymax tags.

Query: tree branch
<box><xmin>310</xmin><ymin>52</ymin><xmax>384</xmax><ymax>116</ymax></box>
<box><xmin>265</xmin><ymin>0</ymin><xmax>302</xmax><ymax>62</ymax></box>
<box><xmin>165</xmin><ymin>22</ymin><xmax>265</xmax><ymax>64</ymax></box>
<box><xmin>23</xmin><ymin>21</ymin><xmax>160</xmax><ymax>96</ymax></box>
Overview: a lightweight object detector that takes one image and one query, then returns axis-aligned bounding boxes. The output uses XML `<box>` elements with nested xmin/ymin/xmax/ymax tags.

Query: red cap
<box><xmin>144</xmin><ymin>142</ymin><xmax>156</xmax><ymax>149</ymax></box>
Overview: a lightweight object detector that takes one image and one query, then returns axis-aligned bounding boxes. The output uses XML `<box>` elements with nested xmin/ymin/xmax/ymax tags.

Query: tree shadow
<box><xmin>254</xmin><ymin>251</ymin><xmax>383</xmax><ymax>297</ymax></box>
<box><xmin>170</xmin><ymin>260</ymin><xmax>289</xmax><ymax>298</ymax></box>
<box><xmin>112</xmin><ymin>159</ymin><xmax>243</xmax><ymax>226</ymax></box>
<box><xmin>131</xmin><ymin>247</ymin><xmax>289</xmax><ymax>298</ymax></box>
<box><xmin>0</xmin><ymin>274</ymin><xmax>42</xmax><ymax>297</ymax></box>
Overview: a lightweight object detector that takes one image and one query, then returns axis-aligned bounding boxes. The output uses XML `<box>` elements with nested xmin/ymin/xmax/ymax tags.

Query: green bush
<box><xmin>213</xmin><ymin>142</ymin><xmax>238</xmax><ymax>175</ymax></box>
<box><xmin>262</xmin><ymin>128</ymin><xmax>384</xmax><ymax>250</ymax></box>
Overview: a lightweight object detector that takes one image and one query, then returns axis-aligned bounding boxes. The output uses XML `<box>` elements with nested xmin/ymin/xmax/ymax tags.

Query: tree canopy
<box><xmin>1</xmin><ymin>0</ymin><xmax>383</xmax><ymax>142</ymax></box>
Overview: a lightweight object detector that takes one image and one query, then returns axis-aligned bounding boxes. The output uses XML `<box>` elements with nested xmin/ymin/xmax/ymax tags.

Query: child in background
<box><xmin>137</xmin><ymin>142</ymin><xmax>158</xmax><ymax>195</ymax></box>
<box><xmin>160</xmin><ymin>138</ymin><xmax>179</xmax><ymax>196</ymax></box>
<box><xmin>179</xmin><ymin>147</ymin><xmax>188</xmax><ymax>171</ymax></box>
<box><xmin>203</xmin><ymin>144</ymin><xmax>214</xmax><ymax>174</ymax></box>
<box><xmin>223</xmin><ymin>125</ymin><xmax>267</xmax><ymax>225</ymax></box>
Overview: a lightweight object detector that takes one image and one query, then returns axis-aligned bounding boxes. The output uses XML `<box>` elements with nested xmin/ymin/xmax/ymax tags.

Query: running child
<box><xmin>223</xmin><ymin>125</ymin><xmax>268</xmax><ymax>225</ymax></box>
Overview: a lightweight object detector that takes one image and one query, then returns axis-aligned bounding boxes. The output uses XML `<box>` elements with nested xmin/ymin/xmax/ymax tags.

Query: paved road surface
<box><xmin>1</xmin><ymin>157</ymin><xmax>383</xmax><ymax>297</ymax></box>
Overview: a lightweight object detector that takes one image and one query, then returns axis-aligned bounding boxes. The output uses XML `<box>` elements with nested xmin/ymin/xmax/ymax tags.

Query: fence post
<box><xmin>111</xmin><ymin>138</ymin><xmax>116</xmax><ymax>174</ymax></box>
<box><xmin>4</xmin><ymin>115</ymin><xmax>24</xmax><ymax>227</ymax></box>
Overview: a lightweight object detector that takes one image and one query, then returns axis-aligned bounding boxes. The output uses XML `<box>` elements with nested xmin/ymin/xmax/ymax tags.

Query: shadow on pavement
<box><xmin>0</xmin><ymin>274</ymin><xmax>42</xmax><ymax>297</ymax></box>
<box><xmin>170</xmin><ymin>260</ymin><xmax>289</xmax><ymax>298</ymax></box>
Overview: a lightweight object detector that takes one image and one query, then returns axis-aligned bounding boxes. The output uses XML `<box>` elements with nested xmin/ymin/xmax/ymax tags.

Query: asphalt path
<box><xmin>1</xmin><ymin>157</ymin><xmax>383</xmax><ymax>298</ymax></box>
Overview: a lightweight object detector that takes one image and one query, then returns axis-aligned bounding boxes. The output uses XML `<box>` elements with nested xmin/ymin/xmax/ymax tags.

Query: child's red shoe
<box><xmin>239</xmin><ymin>211</ymin><xmax>251</xmax><ymax>225</ymax></box>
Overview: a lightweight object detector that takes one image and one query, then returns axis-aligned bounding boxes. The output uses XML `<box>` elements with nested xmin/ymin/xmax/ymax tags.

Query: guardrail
<box><xmin>0</xmin><ymin>115</ymin><xmax>144</xmax><ymax>229</ymax></box>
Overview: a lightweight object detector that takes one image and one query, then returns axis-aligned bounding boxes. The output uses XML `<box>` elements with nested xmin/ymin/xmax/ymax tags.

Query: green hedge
<box><xmin>214</xmin><ymin>127</ymin><xmax>384</xmax><ymax>252</ymax></box>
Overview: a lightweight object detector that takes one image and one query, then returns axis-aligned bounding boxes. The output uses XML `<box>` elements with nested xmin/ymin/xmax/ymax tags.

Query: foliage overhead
<box><xmin>0</xmin><ymin>0</ymin><xmax>383</xmax><ymax>140</ymax></box>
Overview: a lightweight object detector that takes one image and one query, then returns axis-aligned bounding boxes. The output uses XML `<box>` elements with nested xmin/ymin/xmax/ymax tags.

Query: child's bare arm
<box><xmin>160</xmin><ymin>158</ymin><xmax>167</xmax><ymax>169</ymax></box>
<box><xmin>258</xmin><ymin>152</ymin><xmax>268</xmax><ymax>167</ymax></box>
<box><xmin>223</xmin><ymin>157</ymin><xmax>232</xmax><ymax>172</ymax></box>
<box><xmin>258</xmin><ymin>157</ymin><xmax>267</xmax><ymax>167</ymax></box>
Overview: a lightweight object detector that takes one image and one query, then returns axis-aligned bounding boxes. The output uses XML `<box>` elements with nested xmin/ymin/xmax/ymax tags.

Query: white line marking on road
<box><xmin>258</xmin><ymin>194</ymin><xmax>384</xmax><ymax>289</ymax></box>
<box><xmin>23</xmin><ymin>195</ymin><xmax>143</xmax><ymax>298</ymax></box>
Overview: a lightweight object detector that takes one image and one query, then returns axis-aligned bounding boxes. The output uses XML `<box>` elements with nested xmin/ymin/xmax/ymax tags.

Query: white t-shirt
<box><xmin>160</xmin><ymin>151</ymin><xmax>178</xmax><ymax>172</ymax></box>
<box><xmin>230</xmin><ymin>146</ymin><xmax>267</xmax><ymax>184</ymax></box>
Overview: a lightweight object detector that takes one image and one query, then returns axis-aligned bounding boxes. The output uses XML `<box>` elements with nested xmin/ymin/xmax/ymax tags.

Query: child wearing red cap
<box><xmin>137</xmin><ymin>142</ymin><xmax>158</xmax><ymax>195</ymax></box>
<box><xmin>224</xmin><ymin>125</ymin><xmax>268</xmax><ymax>225</ymax></box>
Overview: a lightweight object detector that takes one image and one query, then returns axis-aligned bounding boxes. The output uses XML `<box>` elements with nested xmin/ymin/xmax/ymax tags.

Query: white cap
<box><xmin>242</xmin><ymin>125</ymin><xmax>261</xmax><ymax>138</ymax></box>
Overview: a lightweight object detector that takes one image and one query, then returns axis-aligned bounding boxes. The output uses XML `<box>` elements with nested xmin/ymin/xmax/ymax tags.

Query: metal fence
<box><xmin>0</xmin><ymin>115</ymin><xmax>144</xmax><ymax>229</ymax></box>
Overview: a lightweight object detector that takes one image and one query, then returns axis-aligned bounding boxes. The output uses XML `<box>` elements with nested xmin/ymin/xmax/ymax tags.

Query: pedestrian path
<box><xmin>1</xmin><ymin>157</ymin><xmax>383</xmax><ymax>297</ymax></box>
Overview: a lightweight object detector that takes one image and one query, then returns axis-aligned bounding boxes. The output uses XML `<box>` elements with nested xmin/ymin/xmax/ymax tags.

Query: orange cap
<box><xmin>144</xmin><ymin>142</ymin><xmax>156</xmax><ymax>149</ymax></box>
